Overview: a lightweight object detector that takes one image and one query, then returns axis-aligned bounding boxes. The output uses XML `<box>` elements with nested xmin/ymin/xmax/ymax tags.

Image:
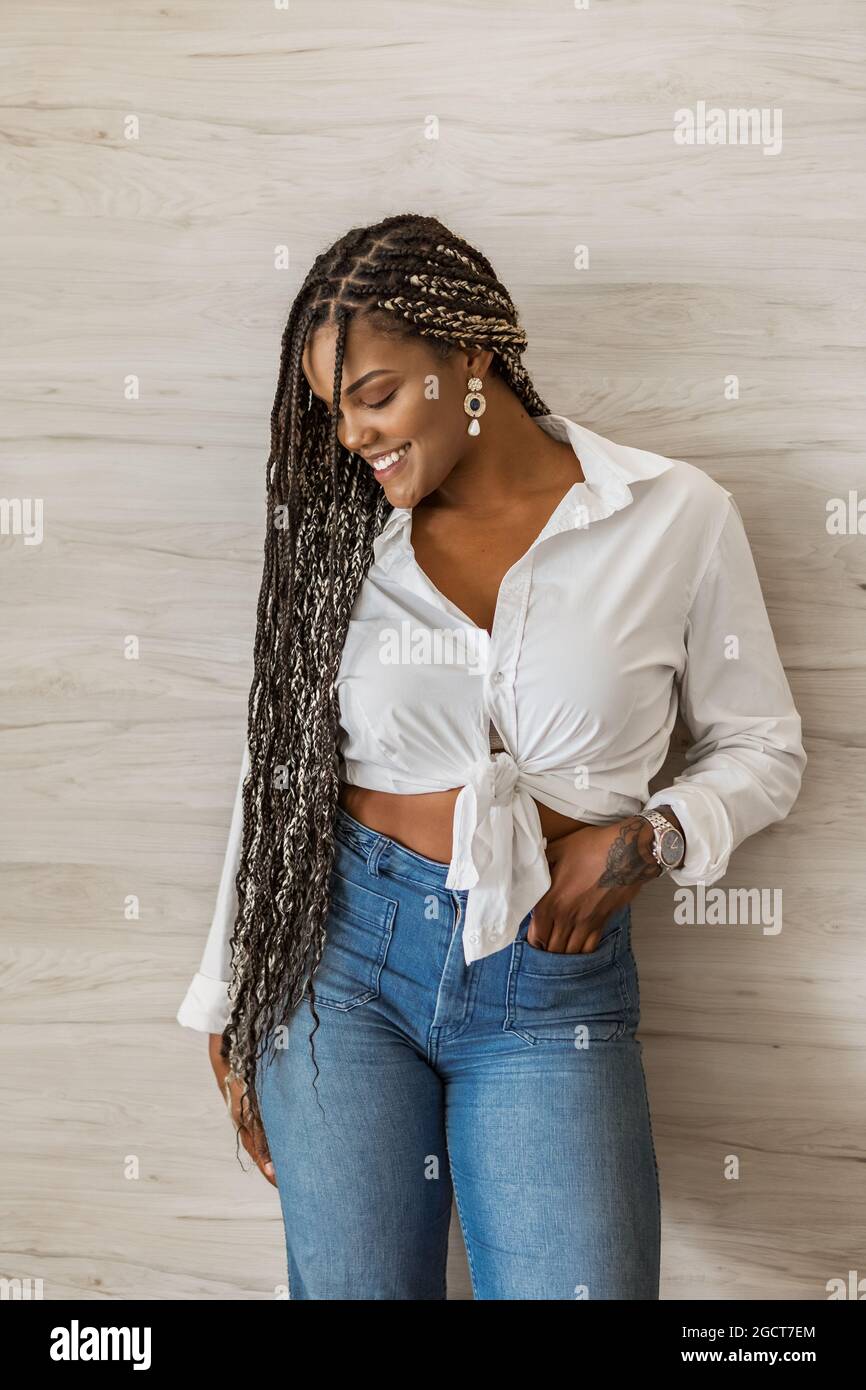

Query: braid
<box><xmin>220</xmin><ymin>213</ymin><xmax>550</xmax><ymax>1153</ymax></box>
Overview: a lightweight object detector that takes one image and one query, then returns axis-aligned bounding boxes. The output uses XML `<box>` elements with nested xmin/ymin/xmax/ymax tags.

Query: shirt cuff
<box><xmin>176</xmin><ymin>973</ymin><xmax>232</xmax><ymax>1035</ymax></box>
<box><xmin>643</xmin><ymin>783</ymin><xmax>735</xmax><ymax>886</ymax></box>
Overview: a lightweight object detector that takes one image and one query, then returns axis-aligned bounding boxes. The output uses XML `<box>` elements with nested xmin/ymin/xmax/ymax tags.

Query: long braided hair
<box><xmin>221</xmin><ymin>212</ymin><xmax>551</xmax><ymax>1146</ymax></box>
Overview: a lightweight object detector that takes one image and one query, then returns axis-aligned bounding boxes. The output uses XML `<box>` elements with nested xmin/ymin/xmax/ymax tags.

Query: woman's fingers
<box><xmin>244</xmin><ymin>1119</ymin><xmax>277</xmax><ymax>1187</ymax></box>
<box><xmin>207</xmin><ymin>1036</ymin><xmax>277</xmax><ymax>1187</ymax></box>
<box><xmin>230</xmin><ymin>1080</ymin><xmax>278</xmax><ymax>1187</ymax></box>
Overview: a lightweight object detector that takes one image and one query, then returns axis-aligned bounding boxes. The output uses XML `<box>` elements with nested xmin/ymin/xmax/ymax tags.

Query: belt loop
<box><xmin>366</xmin><ymin>835</ymin><xmax>386</xmax><ymax>877</ymax></box>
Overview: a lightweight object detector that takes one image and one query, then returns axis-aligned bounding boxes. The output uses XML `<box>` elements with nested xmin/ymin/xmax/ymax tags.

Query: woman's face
<box><xmin>301</xmin><ymin>314</ymin><xmax>493</xmax><ymax>508</ymax></box>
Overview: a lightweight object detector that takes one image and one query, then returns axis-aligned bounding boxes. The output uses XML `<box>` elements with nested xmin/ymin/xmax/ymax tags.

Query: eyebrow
<box><xmin>309</xmin><ymin>368</ymin><xmax>394</xmax><ymax>408</ymax></box>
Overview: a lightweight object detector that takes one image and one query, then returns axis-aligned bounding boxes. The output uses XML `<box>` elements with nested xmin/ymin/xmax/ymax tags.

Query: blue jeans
<box><xmin>256</xmin><ymin>804</ymin><xmax>661</xmax><ymax>1300</ymax></box>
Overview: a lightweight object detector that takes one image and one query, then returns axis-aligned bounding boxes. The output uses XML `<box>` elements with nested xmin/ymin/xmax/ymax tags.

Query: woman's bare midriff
<box><xmin>337</xmin><ymin>780</ymin><xmax>592</xmax><ymax>864</ymax></box>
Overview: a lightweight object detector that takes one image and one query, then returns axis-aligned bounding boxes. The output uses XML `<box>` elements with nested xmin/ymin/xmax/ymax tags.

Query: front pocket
<box><xmin>505</xmin><ymin>913</ymin><xmax>632</xmax><ymax>1044</ymax></box>
<box><xmin>305</xmin><ymin>869</ymin><xmax>398</xmax><ymax>1010</ymax></box>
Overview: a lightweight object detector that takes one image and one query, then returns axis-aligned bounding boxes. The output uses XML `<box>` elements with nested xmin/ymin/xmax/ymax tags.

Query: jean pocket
<box><xmin>505</xmin><ymin>910</ymin><xmax>632</xmax><ymax>1044</ymax></box>
<box><xmin>304</xmin><ymin>868</ymin><xmax>398</xmax><ymax>1010</ymax></box>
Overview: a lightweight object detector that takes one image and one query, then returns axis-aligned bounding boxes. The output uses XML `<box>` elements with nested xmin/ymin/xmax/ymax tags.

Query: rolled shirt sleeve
<box><xmin>176</xmin><ymin>739</ymin><xmax>249</xmax><ymax>1034</ymax></box>
<box><xmin>643</xmin><ymin>495</ymin><xmax>806</xmax><ymax>886</ymax></box>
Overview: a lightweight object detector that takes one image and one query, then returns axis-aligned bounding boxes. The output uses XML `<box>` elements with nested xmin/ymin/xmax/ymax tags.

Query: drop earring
<box><xmin>463</xmin><ymin>377</ymin><xmax>486</xmax><ymax>436</ymax></box>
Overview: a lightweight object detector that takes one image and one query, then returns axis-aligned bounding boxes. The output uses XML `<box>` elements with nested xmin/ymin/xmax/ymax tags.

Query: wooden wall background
<box><xmin>2</xmin><ymin>0</ymin><xmax>862</xmax><ymax>1301</ymax></box>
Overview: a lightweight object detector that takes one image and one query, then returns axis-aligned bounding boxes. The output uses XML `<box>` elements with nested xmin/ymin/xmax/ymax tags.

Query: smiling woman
<box><xmin>176</xmin><ymin>211</ymin><xmax>805</xmax><ymax>1301</ymax></box>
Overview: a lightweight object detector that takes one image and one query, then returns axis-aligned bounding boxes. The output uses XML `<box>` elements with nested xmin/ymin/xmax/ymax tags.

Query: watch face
<box><xmin>660</xmin><ymin>828</ymin><xmax>684</xmax><ymax>867</ymax></box>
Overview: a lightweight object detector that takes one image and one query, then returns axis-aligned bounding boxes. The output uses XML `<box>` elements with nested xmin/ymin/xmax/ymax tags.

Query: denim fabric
<box><xmin>256</xmin><ymin>804</ymin><xmax>661</xmax><ymax>1300</ymax></box>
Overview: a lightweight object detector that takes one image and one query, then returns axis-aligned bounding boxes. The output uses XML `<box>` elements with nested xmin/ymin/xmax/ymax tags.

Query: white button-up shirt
<box><xmin>177</xmin><ymin>414</ymin><xmax>806</xmax><ymax>1033</ymax></box>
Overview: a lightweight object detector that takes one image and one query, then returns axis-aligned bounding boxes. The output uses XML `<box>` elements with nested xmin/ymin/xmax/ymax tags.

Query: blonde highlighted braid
<box><xmin>221</xmin><ymin>213</ymin><xmax>551</xmax><ymax>1156</ymax></box>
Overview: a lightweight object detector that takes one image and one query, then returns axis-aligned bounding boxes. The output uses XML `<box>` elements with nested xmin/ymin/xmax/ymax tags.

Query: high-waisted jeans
<box><xmin>256</xmin><ymin>804</ymin><xmax>662</xmax><ymax>1300</ymax></box>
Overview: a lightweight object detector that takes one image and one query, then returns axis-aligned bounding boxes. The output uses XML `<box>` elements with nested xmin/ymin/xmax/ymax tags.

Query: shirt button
<box><xmin>492</xmin><ymin>671</ymin><xmax>504</xmax><ymax>684</ymax></box>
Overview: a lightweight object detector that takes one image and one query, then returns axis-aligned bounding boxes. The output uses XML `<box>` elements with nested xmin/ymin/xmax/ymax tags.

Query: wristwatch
<box><xmin>635</xmin><ymin>809</ymin><xmax>686</xmax><ymax>873</ymax></box>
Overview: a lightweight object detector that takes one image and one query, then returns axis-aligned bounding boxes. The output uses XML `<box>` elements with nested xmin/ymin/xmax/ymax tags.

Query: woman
<box><xmin>177</xmin><ymin>212</ymin><xmax>806</xmax><ymax>1299</ymax></box>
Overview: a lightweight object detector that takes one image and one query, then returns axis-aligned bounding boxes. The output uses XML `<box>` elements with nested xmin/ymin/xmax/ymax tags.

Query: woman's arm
<box><xmin>531</xmin><ymin>492</ymin><xmax>806</xmax><ymax>951</ymax></box>
<box><xmin>176</xmin><ymin>738</ymin><xmax>249</xmax><ymax>1034</ymax></box>
<box><xmin>641</xmin><ymin>492</ymin><xmax>807</xmax><ymax>882</ymax></box>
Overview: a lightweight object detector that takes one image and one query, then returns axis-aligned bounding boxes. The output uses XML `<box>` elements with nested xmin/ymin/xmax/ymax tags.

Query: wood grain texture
<box><xmin>1</xmin><ymin>0</ymin><xmax>862</xmax><ymax>1302</ymax></box>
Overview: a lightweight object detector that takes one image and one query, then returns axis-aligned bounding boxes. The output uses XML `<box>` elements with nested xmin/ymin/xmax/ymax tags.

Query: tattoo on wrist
<box><xmin>598</xmin><ymin>817</ymin><xmax>662</xmax><ymax>888</ymax></box>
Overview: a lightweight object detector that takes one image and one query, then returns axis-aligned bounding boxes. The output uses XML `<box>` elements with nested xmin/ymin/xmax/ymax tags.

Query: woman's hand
<box><xmin>529</xmin><ymin>813</ymin><xmax>668</xmax><ymax>953</ymax></box>
<box><xmin>208</xmin><ymin>1033</ymin><xmax>277</xmax><ymax>1187</ymax></box>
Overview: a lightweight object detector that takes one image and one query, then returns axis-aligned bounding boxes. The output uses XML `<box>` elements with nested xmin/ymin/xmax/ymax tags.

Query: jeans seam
<box><xmin>447</xmin><ymin>1173</ymin><xmax>480</xmax><ymax>1301</ymax></box>
<box><xmin>636</xmin><ymin>1042</ymin><xmax>662</xmax><ymax>1295</ymax></box>
<box><xmin>630</xmin><ymin>950</ymin><xmax>662</xmax><ymax>1293</ymax></box>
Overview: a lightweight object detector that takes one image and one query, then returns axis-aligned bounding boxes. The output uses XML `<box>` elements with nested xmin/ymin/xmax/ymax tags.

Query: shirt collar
<box><xmin>372</xmin><ymin>413</ymin><xmax>676</xmax><ymax>571</ymax></box>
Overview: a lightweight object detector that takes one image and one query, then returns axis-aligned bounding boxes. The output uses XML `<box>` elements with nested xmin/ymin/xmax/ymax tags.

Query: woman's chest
<box><xmin>336</xmin><ymin>535</ymin><xmax>689</xmax><ymax>760</ymax></box>
<box><xmin>408</xmin><ymin>492</ymin><xmax>581</xmax><ymax>638</ymax></box>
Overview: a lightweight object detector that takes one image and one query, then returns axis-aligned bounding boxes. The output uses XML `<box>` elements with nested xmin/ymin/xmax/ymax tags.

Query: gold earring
<box><xmin>463</xmin><ymin>377</ymin><xmax>486</xmax><ymax>435</ymax></box>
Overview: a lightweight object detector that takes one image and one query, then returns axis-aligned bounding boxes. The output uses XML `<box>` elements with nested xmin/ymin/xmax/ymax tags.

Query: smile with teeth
<box><xmin>371</xmin><ymin>441</ymin><xmax>411</xmax><ymax>471</ymax></box>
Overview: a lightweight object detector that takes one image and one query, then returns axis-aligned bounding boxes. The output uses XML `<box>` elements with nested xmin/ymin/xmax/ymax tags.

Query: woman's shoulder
<box><xmin>618</xmin><ymin>434</ymin><xmax>735</xmax><ymax>541</ymax></box>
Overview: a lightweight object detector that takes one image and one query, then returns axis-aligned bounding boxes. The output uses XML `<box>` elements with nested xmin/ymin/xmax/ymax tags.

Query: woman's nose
<box><xmin>340</xmin><ymin>423</ymin><xmax>377</xmax><ymax>457</ymax></box>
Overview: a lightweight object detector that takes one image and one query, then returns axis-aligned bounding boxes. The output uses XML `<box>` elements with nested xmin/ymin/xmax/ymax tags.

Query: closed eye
<box><xmin>335</xmin><ymin>388</ymin><xmax>398</xmax><ymax>421</ymax></box>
